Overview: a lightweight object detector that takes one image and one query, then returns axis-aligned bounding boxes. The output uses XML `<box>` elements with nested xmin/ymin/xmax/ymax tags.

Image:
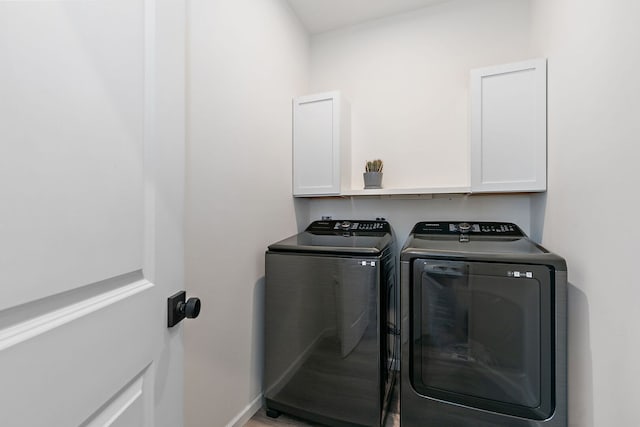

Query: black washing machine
<box><xmin>264</xmin><ymin>219</ymin><xmax>398</xmax><ymax>427</ymax></box>
<box><xmin>400</xmin><ymin>221</ymin><xmax>567</xmax><ymax>427</ymax></box>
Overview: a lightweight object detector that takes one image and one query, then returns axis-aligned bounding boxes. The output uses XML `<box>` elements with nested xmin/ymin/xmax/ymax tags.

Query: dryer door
<box><xmin>410</xmin><ymin>260</ymin><xmax>554</xmax><ymax>420</ymax></box>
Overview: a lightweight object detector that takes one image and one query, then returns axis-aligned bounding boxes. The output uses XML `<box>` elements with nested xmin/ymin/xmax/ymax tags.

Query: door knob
<box><xmin>167</xmin><ymin>291</ymin><xmax>202</xmax><ymax>328</ymax></box>
<box><xmin>178</xmin><ymin>297</ymin><xmax>201</xmax><ymax>319</ymax></box>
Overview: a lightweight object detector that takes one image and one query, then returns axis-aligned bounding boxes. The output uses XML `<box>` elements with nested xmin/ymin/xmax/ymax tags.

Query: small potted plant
<box><xmin>364</xmin><ymin>159</ymin><xmax>383</xmax><ymax>189</ymax></box>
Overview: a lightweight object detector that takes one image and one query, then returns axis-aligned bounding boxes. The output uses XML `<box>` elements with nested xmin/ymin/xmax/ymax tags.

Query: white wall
<box><xmin>185</xmin><ymin>1</ymin><xmax>309</xmax><ymax>426</ymax></box>
<box><xmin>309</xmin><ymin>0</ymin><xmax>534</xmax><ymax>190</ymax></box>
<box><xmin>530</xmin><ymin>0</ymin><xmax>640</xmax><ymax>425</ymax></box>
<box><xmin>307</xmin><ymin>0</ymin><xmax>537</xmax><ymax>265</ymax></box>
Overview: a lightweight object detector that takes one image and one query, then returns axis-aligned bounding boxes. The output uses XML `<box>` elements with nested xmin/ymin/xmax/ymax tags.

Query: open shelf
<box><xmin>342</xmin><ymin>186</ymin><xmax>470</xmax><ymax>196</ymax></box>
<box><xmin>294</xmin><ymin>186</ymin><xmax>472</xmax><ymax>198</ymax></box>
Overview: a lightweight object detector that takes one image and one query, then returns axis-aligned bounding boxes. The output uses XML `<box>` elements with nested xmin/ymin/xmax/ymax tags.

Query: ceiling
<box><xmin>286</xmin><ymin>0</ymin><xmax>451</xmax><ymax>34</ymax></box>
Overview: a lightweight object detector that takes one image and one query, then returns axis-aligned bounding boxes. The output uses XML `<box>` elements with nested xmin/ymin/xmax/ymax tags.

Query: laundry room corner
<box><xmin>183</xmin><ymin>0</ymin><xmax>640</xmax><ymax>426</ymax></box>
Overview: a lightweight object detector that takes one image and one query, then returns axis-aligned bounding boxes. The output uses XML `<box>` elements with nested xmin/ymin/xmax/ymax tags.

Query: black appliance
<box><xmin>400</xmin><ymin>221</ymin><xmax>567</xmax><ymax>427</ymax></box>
<box><xmin>264</xmin><ymin>220</ymin><xmax>397</xmax><ymax>427</ymax></box>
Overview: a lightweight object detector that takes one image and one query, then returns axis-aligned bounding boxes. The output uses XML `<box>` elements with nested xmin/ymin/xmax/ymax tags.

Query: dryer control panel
<box><xmin>412</xmin><ymin>221</ymin><xmax>524</xmax><ymax>237</ymax></box>
<box><xmin>306</xmin><ymin>220</ymin><xmax>391</xmax><ymax>234</ymax></box>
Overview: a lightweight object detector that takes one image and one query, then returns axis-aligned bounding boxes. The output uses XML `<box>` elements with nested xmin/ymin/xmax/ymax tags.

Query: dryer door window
<box><xmin>410</xmin><ymin>260</ymin><xmax>553</xmax><ymax>420</ymax></box>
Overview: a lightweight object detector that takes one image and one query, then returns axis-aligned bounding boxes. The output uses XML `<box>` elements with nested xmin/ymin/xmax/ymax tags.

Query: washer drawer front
<box><xmin>264</xmin><ymin>252</ymin><xmax>382</xmax><ymax>426</ymax></box>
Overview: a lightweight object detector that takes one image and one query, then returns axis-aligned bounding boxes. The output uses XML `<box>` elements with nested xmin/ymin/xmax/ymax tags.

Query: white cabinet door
<box><xmin>470</xmin><ymin>59</ymin><xmax>547</xmax><ymax>192</ymax></box>
<box><xmin>0</xmin><ymin>1</ymin><xmax>186</xmax><ymax>426</ymax></box>
<box><xmin>293</xmin><ymin>91</ymin><xmax>350</xmax><ymax>196</ymax></box>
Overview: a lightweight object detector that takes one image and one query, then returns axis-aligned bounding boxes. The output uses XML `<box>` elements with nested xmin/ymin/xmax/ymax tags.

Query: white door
<box><xmin>0</xmin><ymin>1</ymin><xmax>186</xmax><ymax>426</ymax></box>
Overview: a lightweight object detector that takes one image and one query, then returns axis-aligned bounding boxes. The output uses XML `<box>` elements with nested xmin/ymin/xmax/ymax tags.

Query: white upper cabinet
<box><xmin>293</xmin><ymin>91</ymin><xmax>350</xmax><ymax>196</ymax></box>
<box><xmin>470</xmin><ymin>58</ymin><xmax>547</xmax><ymax>193</ymax></box>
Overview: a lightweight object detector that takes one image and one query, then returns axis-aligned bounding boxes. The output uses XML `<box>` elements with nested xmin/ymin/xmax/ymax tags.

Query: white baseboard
<box><xmin>224</xmin><ymin>393</ymin><xmax>263</xmax><ymax>427</ymax></box>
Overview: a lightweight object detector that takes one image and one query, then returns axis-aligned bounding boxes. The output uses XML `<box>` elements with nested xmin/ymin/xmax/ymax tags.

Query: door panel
<box><xmin>84</xmin><ymin>375</ymin><xmax>146</xmax><ymax>427</ymax></box>
<box><xmin>0</xmin><ymin>1</ymin><xmax>185</xmax><ymax>426</ymax></box>
<box><xmin>0</xmin><ymin>274</ymin><xmax>154</xmax><ymax>426</ymax></box>
<box><xmin>0</xmin><ymin>0</ymin><xmax>145</xmax><ymax>311</ymax></box>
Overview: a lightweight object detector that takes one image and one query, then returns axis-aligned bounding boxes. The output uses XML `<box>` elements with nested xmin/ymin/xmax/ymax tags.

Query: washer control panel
<box><xmin>306</xmin><ymin>220</ymin><xmax>391</xmax><ymax>233</ymax></box>
<box><xmin>412</xmin><ymin>221</ymin><xmax>524</xmax><ymax>237</ymax></box>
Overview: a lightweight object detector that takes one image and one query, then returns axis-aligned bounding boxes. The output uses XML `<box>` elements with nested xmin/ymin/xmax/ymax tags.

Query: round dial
<box><xmin>340</xmin><ymin>221</ymin><xmax>352</xmax><ymax>230</ymax></box>
<box><xmin>457</xmin><ymin>222</ymin><xmax>471</xmax><ymax>232</ymax></box>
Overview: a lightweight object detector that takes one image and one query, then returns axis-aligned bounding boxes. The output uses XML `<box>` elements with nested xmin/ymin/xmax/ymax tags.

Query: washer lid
<box><xmin>268</xmin><ymin>220</ymin><xmax>393</xmax><ymax>255</ymax></box>
<box><xmin>404</xmin><ymin>234</ymin><xmax>546</xmax><ymax>255</ymax></box>
<box><xmin>401</xmin><ymin>221</ymin><xmax>566</xmax><ymax>270</ymax></box>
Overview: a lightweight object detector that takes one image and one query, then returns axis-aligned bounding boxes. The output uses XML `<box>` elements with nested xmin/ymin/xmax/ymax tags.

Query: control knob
<box><xmin>457</xmin><ymin>222</ymin><xmax>471</xmax><ymax>233</ymax></box>
<box><xmin>340</xmin><ymin>221</ymin><xmax>352</xmax><ymax>230</ymax></box>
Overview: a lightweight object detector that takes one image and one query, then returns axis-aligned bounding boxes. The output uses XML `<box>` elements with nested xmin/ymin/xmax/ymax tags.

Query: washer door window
<box><xmin>411</xmin><ymin>260</ymin><xmax>553</xmax><ymax>420</ymax></box>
